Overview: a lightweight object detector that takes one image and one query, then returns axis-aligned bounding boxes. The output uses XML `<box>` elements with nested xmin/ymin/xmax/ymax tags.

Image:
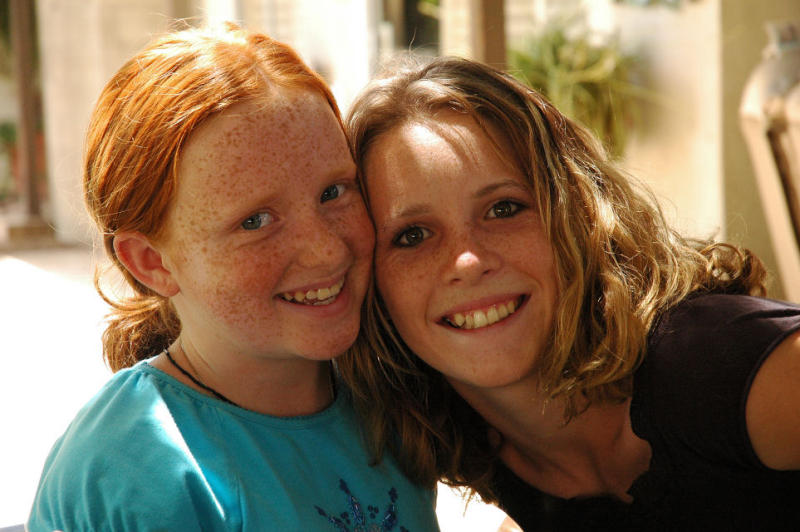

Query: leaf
<box><xmin>508</xmin><ymin>19</ymin><xmax>659</xmax><ymax>157</ymax></box>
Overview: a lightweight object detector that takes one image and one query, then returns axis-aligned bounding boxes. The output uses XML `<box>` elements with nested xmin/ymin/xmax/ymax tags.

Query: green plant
<box><xmin>508</xmin><ymin>22</ymin><xmax>651</xmax><ymax>157</ymax></box>
<box><xmin>0</xmin><ymin>121</ymin><xmax>13</xmax><ymax>203</ymax></box>
<box><xmin>0</xmin><ymin>121</ymin><xmax>16</xmax><ymax>147</ymax></box>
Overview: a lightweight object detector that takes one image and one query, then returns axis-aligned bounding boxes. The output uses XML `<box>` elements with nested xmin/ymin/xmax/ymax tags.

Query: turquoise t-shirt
<box><xmin>28</xmin><ymin>360</ymin><xmax>440</xmax><ymax>531</ymax></box>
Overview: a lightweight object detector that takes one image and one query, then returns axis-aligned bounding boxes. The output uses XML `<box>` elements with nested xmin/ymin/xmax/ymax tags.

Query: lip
<box><xmin>437</xmin><ymin>294</ymin><xmax>528</xmax><ymax>331</ymax></box>
<box><xmin>438</xmin><ymin>293</ymin><xmax>526</xmax><ymax>318</ymax></box>
<box><xmin>277</xmin><ymin>278</ymin><xmax>353</xmax><ymax>317</ymax></box>
<box><xmin>278</xmin><ymin>272</ymin><xmax>348</xmax><ymax>297</ymax></box>
<box><xmin>275</xmin><ymin>269</ymin><xmax>354</xmax><ymax>311</ymax></box>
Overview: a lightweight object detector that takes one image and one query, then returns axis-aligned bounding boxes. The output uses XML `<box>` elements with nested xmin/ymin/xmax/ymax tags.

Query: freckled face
<box><xmin>158</xmin><ymin>88</ymin><xmax>374</xmax><ymax>362</ymax></box>
<box><xmin>365</xmin><ymin>112</ymin><xmax>559</xmax><ymax>391</ymax></box>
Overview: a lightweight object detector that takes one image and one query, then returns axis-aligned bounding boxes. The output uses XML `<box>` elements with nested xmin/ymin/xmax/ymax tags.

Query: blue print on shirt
<box><xmin>315</xmin><ymin>479</ymin><xmax>409</xmax><ymax>532</ymax></box>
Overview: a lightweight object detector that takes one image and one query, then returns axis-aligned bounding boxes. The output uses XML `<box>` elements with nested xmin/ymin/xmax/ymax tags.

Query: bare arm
<box><xmin>497</xmin><ymin>516</ymin><xmax>523</xmax><ymax>532</ymax></box>
<box><xmin>746</xmin><ymin>329</ymin><xmax>800</xmax><ymax>470</ymax></box>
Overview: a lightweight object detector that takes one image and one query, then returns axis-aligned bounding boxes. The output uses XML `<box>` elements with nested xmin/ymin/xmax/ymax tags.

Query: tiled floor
<box><xmin>0</xmin><ymin>242</ymin><xmax>506</xmax><ymax>530</ymax></box>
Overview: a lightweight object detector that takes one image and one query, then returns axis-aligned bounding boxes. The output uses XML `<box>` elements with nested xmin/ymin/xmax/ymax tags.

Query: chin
<box><xmin>444</xmin><ymin>362</ymin><xmax>538</xmax><ymax>391</ymax></box>
<box><xmin>304</xmin><ymin>328</ymin><xmax>360</xmax><ymax>360</ymax></box>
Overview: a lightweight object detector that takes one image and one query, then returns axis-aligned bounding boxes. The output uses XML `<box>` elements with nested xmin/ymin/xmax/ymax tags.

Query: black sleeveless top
<box><xmin>492</xmin><ymin>294</ymin><xmax>800</xmax><ymax>531</ymax></box>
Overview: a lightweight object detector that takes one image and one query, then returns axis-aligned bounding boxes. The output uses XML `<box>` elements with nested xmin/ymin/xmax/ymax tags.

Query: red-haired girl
<box><xmin>28</xmin><ymin>25</ymin><xmax>439</xmax><ymax>532</ymax></box>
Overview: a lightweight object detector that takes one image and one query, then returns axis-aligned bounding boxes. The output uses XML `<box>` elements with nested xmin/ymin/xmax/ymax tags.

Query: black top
<box><xmin>492</xmin><ymin>294</ymin><xmax>800</xmax><ymax>531</ymax></box>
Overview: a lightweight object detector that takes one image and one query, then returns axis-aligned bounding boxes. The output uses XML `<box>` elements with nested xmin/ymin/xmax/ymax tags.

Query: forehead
<box><xmin>174</xmin><ymin>87</ymin><xmax>349</xmax><ymax>199</ymax></box>
<box><xmin>182</xmin><ymin>88</ymin><xmax>344</xmax><ymax>173</ymax></box>
<box><xmin>374</xmin><ymin>111</ymin><xmax>513</xmax><ymax>165</ymax></box>
<box><xmin>364</xmin><ymin>112</ymin><xmax>532</xmax><ymax>226</ymax></box>
<box><xmin>365</xmin><ymin>112</ymin><xmax>516</xmax><ymax>192</ymax></box>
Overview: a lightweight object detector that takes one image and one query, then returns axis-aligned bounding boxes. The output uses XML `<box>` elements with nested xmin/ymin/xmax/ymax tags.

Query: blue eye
<box><xmin>487</xmin><ymin>200</ymin><xmax>523</xmax><ymax>219</ymax></box>
<box><xmin>321</xmin><ymin>184</ymin><xmax>346</xmax><ymax>203</ymax></box>
<box><xmin>393</xmin><ymin>226</ymin><xmax>432</xmax><ymax>248</ymax></box>
<box><xmin>241</xmin><ymin>212</ymin><xmax>273</xmax><ymax>230</ymax></box>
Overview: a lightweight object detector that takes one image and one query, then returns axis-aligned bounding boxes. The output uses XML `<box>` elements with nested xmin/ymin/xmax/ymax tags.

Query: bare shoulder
<box><xmin>498</xmin><ymin>516</ymin><xmax>523</xmax><ymax>532</ymax></box>
<box><xmin>746</xmin><ymin>329</ymin><xmax>800</xmax><ymax>470</ymax></box>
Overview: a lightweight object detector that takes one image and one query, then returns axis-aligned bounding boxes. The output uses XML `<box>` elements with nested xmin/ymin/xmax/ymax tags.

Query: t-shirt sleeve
<box><xmin>27</xmin><ymin>376</ymin><xmax>235</xmax><ymax>532</ymax></box>
<box><xmin>632</xmin><ymin>294</ymin><xmax>800</xmax><ymax>470</ymax></box>
<box><xmin>28</xmin><ymin>443</ymin><xmax>228</xmax><ymax>532</ymax></box>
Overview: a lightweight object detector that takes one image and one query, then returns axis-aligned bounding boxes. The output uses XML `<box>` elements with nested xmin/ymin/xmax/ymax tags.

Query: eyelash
<box><xmin>241</xmin><ymin>212</ymin><xmax>273</xmax><ymax>231</ymax></box>
<box><xmin>240</xmin><ymin>182</ymin><xmax>351</xmax><ymax>231</ymax></box>
<box><xmin>486</xmin><ymin>200</ymin><xmax>524</xmax><ymax>219</ymax></box>
<box><xmin>321</xmin><ymin>183</ymin><xmax>347</xmax><ymax>203</ymax></box>
<box><xmin>392</xmin><ymin>226</ymin><xmax>432</xmax><ymax>248</ymax></box>
<box><xmin>391</xmin><ymin>200</ymin><xmax>525</xmax><ymax>248</ymax></box>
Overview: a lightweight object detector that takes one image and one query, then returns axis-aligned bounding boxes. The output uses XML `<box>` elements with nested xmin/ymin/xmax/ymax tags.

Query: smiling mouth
<box><xmin>279</xmin><ymin>278</ymin><xmax>345</xmax><ymax>306</ymax></box>
<box><xmin>441</xmin><ymin>296</ymin><xmax>525</xmax><ymax>330</ymax></box>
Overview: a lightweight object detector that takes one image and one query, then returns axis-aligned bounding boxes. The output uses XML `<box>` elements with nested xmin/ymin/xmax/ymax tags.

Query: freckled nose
<box><xmin>295</xmin><ymin>216</ymin><xmax>349</xmax><ymax>269</ymax></box>
<box><xmin>455</xmin><ymin>251</ymin><xmax>481</xmax><ymax>270</ymax></box>
<box><xmin>445</xmin><ymin>240</ymin><xmax>501</xmax><ymax>284</ymax></box>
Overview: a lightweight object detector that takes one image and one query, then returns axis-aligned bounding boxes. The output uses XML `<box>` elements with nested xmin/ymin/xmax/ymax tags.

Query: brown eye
<box><xmin>488</xmin><ymin>200</ymin><xmax>522</xmax><ymax>219</ymax></box>
<box><xmin>321</xmin><ymin>184</ymin><xmax>345</xmax><ymax>203</ymax></box>
<box><xmin>393</xmin><ymin>226</ymin><xmax>431</xmax><ymax>247</ymax></box>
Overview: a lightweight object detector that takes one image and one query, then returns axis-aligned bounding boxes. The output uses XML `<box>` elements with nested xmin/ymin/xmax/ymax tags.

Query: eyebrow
<box><xmin>378</xmin><ymin>203</ymin><xmax>430</xmax><ymax>233</ymax></box>
<box><xmin>379</xmin><ymin>178</ymin><xmax>529</xmax><ymax>232</ymax></box>
<box><xmin>472</xmin><ymin>179</ymin><xmax>529</xmax><ymax>198</ymax></box>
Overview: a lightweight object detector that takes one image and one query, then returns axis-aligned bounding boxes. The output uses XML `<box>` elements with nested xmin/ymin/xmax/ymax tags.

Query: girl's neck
<box><xmin>448</xmin><ymin>373</ymin><xmax>567</xmax><ymax>447</ymax></box>
<box><xmin>152</xmin><ymin>338</ymin><xmax>336</xmax><ymax>417</ymax></box>
<box><xmin>450</xmin><ymin>376</ymin><xmax>650</xmax><ymax>501</ymax></box>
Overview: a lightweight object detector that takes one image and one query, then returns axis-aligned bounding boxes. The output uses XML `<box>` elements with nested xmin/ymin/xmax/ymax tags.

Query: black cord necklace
<box><xmin>163</xmin><ymin>347</ymin><xmax>240</xmax><ymax>408</ymax></box>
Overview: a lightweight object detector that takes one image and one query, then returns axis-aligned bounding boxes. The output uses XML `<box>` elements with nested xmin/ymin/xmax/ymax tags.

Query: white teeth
<box><xmin>446</xmin><ymin>299</ymin><xmax>519</xmax><ymax>330</ymax></box>
<box><xmin>330</xmin><ymin>282</ymin><xmax>342</xmax><ymax>296</ymax></box>
<box><xmin>473</xmin><ymin>310</ymin><xmax>488</xmax><ymax>328</ymax></box>
<box><xmin>498</xmin><ymin>304</ymin><xmax>508</xmax><ymax>319</ymax></box>
<box><xmin>281</xmin><ymin>279</ymin><xmax>344</xmax><ymax>305</ymax></box>
<box><xmin>487</xmin><ymin>306</ymin><xmax>499</xmax><ymax>324</ymax></box>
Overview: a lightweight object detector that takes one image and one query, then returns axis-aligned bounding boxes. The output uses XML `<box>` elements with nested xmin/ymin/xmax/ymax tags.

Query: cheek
<box><xmin>375</xmin><ymin>257</ymin><xmax>427</xmax><ymax>338</ymax></box>
<box><xmin>375</xmin><ymin>258</ymin><xmax>403</xmax><ymax>312</ymax></box>
<box><xmin>222</xmin><ymin>245</ymin><xmax>289</xmax><ymax>293</ymax></box>
<box><xmin>335</xmin><ymin>203</ymin><xmax>376</xmax><ymax>261</ymax></box>
<box><xmin>504</xmin><ymin>224</ymin><xmax>558</xmax><ymax>281</ymax></box>
<box><xmin>181</xmin><ymin>243</ymin><xmax>286</xmax><ymax>310</ymax></box>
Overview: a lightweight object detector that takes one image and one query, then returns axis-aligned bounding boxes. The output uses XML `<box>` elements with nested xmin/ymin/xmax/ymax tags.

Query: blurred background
<box><xmin>1</xmin><ymin>0</ymin><xmax>799</xmax><ymax>529</ymax></box>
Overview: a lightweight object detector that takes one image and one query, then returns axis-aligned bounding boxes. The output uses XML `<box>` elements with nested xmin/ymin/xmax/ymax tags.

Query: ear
<box><xmin>113</xmin><ymin>231</ymin><xmax>180</xmax><ymax>297</ymax></box>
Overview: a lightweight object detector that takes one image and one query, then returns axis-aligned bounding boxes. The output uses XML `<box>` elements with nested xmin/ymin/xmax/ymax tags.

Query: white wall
<box><xmin>35</xmin><ymin>0</ymin><xmax>378</xmax><ymax>245</ymax></box>
<box><xmin>607</xmin><ymin>0</ymin><xmax>798</xmax><ymax>299</ymax></box>
<box><xmin>611</xmin><ymin>0</ymin><xmax>724</xmax><ymax>240</ymax></box>
<box><xmin>240</xmin><ymin>0</ymin><xmax>376</xmax><ymax>113</ymax></box>
<box><xmin>721</xmin><ymin>0</ymin><xmax>799</xmax><ymax>300</ymax></box>
<box><xmin>443</xmin><ymin>0</ymin><xmax>795</xmax><ymax>298</ymax></box>
<box><xmin>443</xmin><ymin>0</ymin><xmax>724</xmax><ymax>238</ymax></box>
<box><xmin>36</xmin><ymin>0</ymin><xmax>180</xmax><ymax>244</ymax></box>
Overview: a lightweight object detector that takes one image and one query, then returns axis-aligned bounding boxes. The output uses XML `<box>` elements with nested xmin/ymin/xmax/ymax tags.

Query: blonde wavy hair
<box><xmin>85</xmin><ymin>23</ymin><xmax>341</xmax><ymax>372</ymax></box>
<box><xmin>337</xmin><ymin>55</ymin><xmax>767</xmax><ymax>500</ymax></box>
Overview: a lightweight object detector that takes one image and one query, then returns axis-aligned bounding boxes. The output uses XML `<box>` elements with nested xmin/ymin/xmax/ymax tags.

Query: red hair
<box><xmin>85</xmin><ymin>23</ymin><xmax>341</xmax><ymax>371</ymax></box>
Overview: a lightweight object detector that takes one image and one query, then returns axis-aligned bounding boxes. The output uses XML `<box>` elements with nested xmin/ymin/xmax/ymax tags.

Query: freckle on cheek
<box><xmin>209</xmin><ymin>285</ymin><xmax>260</xmax><ymax>328</ymax></box>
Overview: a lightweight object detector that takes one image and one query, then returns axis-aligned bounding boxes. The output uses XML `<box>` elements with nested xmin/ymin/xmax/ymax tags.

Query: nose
<box><xmin>293</xmin><ymin>212</ymin><xmax>351</xmax><ymax>271</ymax></box>
<box><xmin>442</xmin><ymin>232</ymin><xmax>501</xmax><ymax>285</ymax></box>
